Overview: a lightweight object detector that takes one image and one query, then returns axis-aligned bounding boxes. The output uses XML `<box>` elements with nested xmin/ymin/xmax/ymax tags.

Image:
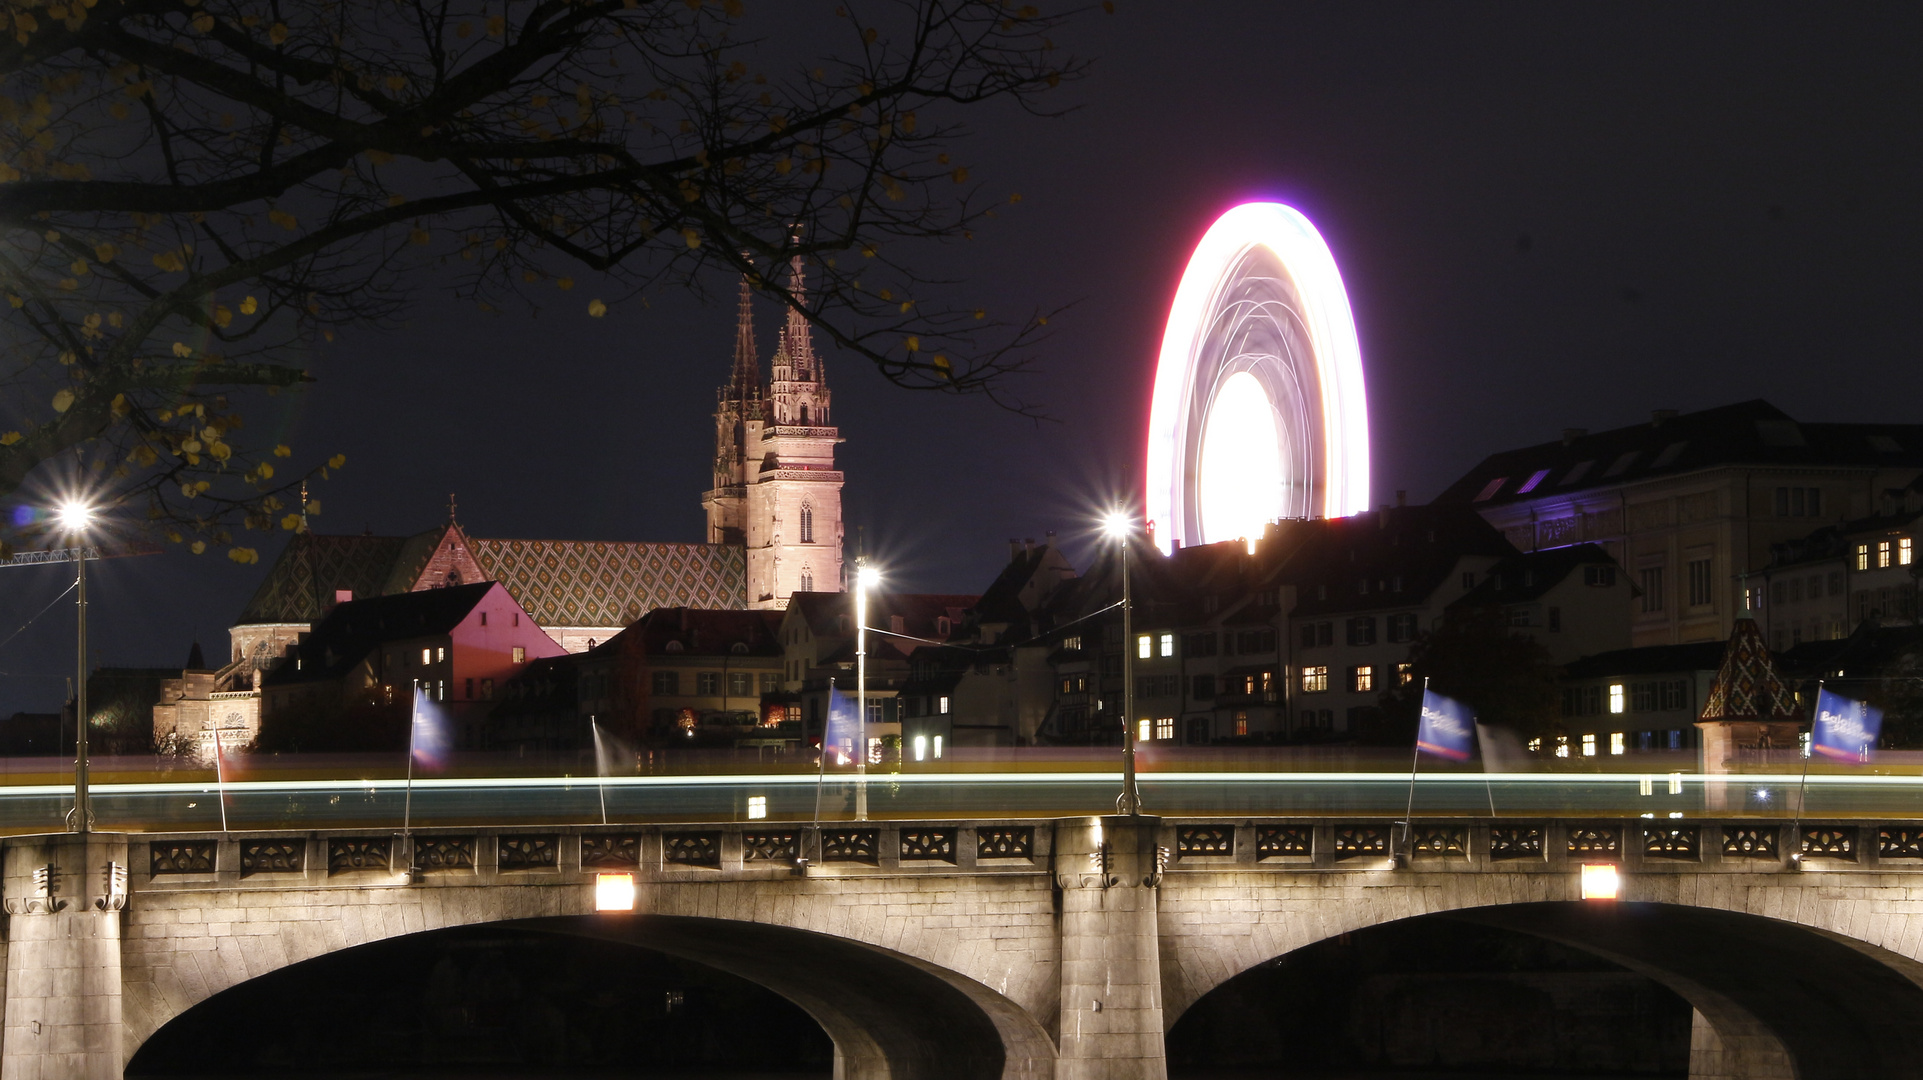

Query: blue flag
<box><xmin>1417</xmin><ymin>689</ymin><xmax>1475</xmax><ymax>762</ymax></box>
<box><xmin>410</xmin><ymin>684</ymin><xmax>450</xmax><ymax>770</ymax></box>
<box><xmin>1812</xmin><ymin>687</ymin><xmax>1882</xmax><ymax>763</ymax></box>
<box><xmin>824</xmin><ymin>683</ymin><xmax>859</xmax><ymax>765</ymax></box>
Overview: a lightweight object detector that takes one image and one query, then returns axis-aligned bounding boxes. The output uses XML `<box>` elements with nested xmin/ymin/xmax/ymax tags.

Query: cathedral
<box><xmin>152</xmin><ymin>258</ymin><xmax>845</xmax><ymax>756</ymax></box>
<box><xmin>703</xmin><ymin>254</ymin><xmax>847</xmax><ymax>608</ymax></box>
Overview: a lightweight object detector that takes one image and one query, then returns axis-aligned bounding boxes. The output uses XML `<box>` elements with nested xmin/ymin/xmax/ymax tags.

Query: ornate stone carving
<box><xmin>1176</xmin><ymin>825</ymin><xmax>1235</xmax><ymax>857</ymax></box>
<box><xmin>822</xmin><ymin>829</ymin><xmax>880</xmax><ymax>864</ymax></box>
<box><xmin>4</xmin><ymin>864</ymin><xmax>66</xmax><ymax>915</ymax></box>
<box><xmin>1879</xmin><ymin>827</ymin><xmax>1923</xmax><ymax>859</ymax></box>
<box><xmin>976</xmin><ymin>827</ymin><xmax>1033</xmax><ymax>859</ymax></box>
<box><xmin>1255</xmin><ymin>825</ymin><xmax>1311</xmax><ymax>859</ymax></box>
<box><xmin>743</xmin><ymin>832</ymin><xmax>798</xmax><ymax>862</ymax></box>
<box><xmin>498</xmin><ymin>836</ymin><xmax>559</xmax><ymax>871</ymax></box>
<box><xmin>1566</xmin><ymin>824</ymin><xmax>1620</xmax><ymax>856</ymax></box>
<box><xmin>1644</xmin><ymin>826</ymin><xmax>1699</xmax><ymax>860</ymax></box>
<box><xmin>94</xmin><ymin>861</ymin><xmax>129</xmax><ymax>911</ymax></box>
<box><xmin>900</xmin><ymin>828</ymin><xmax>957</xmax><ymax>862</ymax></box>
<box><xmin>1489</xmin><ymin>826</ymin><xmax>1543</xmax><ymax>861</ymax></box>
<box><xmin>582</xmin><ymin>834</ymin><xmax>641</xmax><ymax>868</ymax></box>
<box><xmin>663</xmin><ymin>832</ymin><xmax>721</xmax><ymax>867</ymax></box>
<box><xmin>1722</xmin><ymin>826</ymin><xmax>1779</xmax><ymax>859</ymax></box>
<box><xmin>239</xmin><ymin>839</ymin><xmax>304</xmax><ymax>876</ymax></box>
<box><xmin>327</xmin><ymin>837</ymin><xmax>391</xmax><ymax>872</ymax></box>
<box><xmin>1803</xmin><ymin>827</ymin><xmax>1857</xmax><ymax>860</ymax></box>
<box><xmin>152</xmin><ymin>841</ymin><xmax>217</xmax><ymax>874</ymax></box>
<box><xmin>1409</xmin><ymin>826</ymin><xmax>1466</xmax><ymax>858</ymax></box>
<box><xmin>1332</xmin><ymin>825</ymin><xmax>1389</xmax><ymax>858</ymax></box>
<box><xmin>414</xmin><ymin>837</ymin><xmax>476</xmax><ymax>872</ymax></box>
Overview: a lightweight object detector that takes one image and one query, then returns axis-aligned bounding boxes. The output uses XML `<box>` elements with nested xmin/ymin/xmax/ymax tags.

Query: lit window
<box><xmin>747</xmin><ymin>795</ymin><xmax>768</xmax><ymax>819</ymax></box>
<box><xmin>1609</xmin><ymin>684</ymin><xmax>1625</xmax><ymax>714</ymax></box>
<box><xmin>1396</xmin><ymin>663</ymin><xmax>1413</xmax><ymax>687</ymax></box>
<box><xmin>1234</xmin><ymin>717</ymin><xmax>1248</xmax><ymax>737</ymax></box>
<box><xmin>1351</xmin><ymin>665</ymin><xmax>1374</xmax><ymax>693</ymax></box>
<box><xmin>932</xmin><ymin>736</ymin><xmax>944</xmax><ymax>758</ymax></box>
<box><xmin>512</xmin><ymin>646</ymin><xmax>526</xmax><ymax>663</ymax></box>
<box><xmin>1159</xmin><ymin>633</ymin><xmax>1175</xmax><ymax>658</ymax></box>
<box><xmin>1556</xmin><ymin>736</ymin><xmax>1570</xmax><ymax>758</ymax></box>
<box><xmin>1527</xmin><ymin>737</ymin><xmax>1542</xmax><ymax>753</ymax></box>
<box><xmin>1856</xmin><ymin>544</ymin><xmax>1871</xmax><ymax>571</ymax></box>
<box><xmin>1063</xmin><ymin>635</ymin><xmax>1082</xmax><ymax>651</ymax></box>
<box><xmin>1582</xmin><ymin>733</ymin><xmax>1597</xmax><ymax>756</ymax></box>
<box><xmin>1879</xmin><ymin>541</ymin><xmax>1893</xmax><ymax>569</ymax></box>
<box><xmin>1301</xmin><ymin>666</ymin><xmax>1329</xmax><ymax>693</ymax></box>
<box><xmin>1137</xmin><ymin>718</ymin><xmax>1152</xmax><ymax>743</ymax></box>
<box><xmin>1903</xmin><ymin>538</ymin><xmax>1915</xmax><ymax>566</ymax></box>
<box><xmin>421</xmin><ymin>648</ymin><xmax>431</xmax><ymax>665</ymax></box>
<box><xmin>913</xmin><ymin>735</ymin><xmax>928</xmax><ymax>761</ymax></box>
<box><xmin>1137</xmin><ymin>635</ymin><xmax>1152</xmax><ymax>659</ymax></box>
<box><xmin>1610</xmin><ymin>732</ymin><xmax>1625</xmax><ymax>755</ymax></box>
<box><xmin>436</xmin><ymin>647</ymin><xmax>446</xmax><ymax>662</ymax></box>
<box><xmin>938</xmin><ymin>695</ymin><xmax>950</xmax><ymax>714</ymax></box>
<box><xmin>1155</xmin><ymin>716</ymin><xmax>1175</xmax><ymax>741</ymax></box>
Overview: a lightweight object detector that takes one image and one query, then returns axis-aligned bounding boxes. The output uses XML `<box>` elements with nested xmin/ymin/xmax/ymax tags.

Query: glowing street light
<box><xmin>1102</xmin><ymin>511</ymin><xmax>1143</xmax><ymax>816</ymax></box>
<box><xmin>595</xmin><ymin>872</ymin><xmax>637</xmax><ymax>912</ymax></box>
<box><xmin>54</xmin><ymin>498</ymin><xmax>98</xmax><ymax>832</ymax></box>
<box><xmin>1580</xmin><ymin>863</ymin><xmax>1620</xmax><ymax>901</ymax></box>
<box><xmin>855</xmin><ymin>559</ymin><xmax>881</xmax><ymax>821</ymax></box>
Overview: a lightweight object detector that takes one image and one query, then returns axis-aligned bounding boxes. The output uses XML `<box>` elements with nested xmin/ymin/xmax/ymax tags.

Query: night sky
<box><xmin>7</xmin><ymin>4</ymin><xmax>1923</xmax><ymax>715</ymax></box>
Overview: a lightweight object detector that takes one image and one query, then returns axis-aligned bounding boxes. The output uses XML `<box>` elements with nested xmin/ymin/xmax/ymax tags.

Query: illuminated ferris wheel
<box><xmin>1144</xmin><ymin>203</ymin><xmax>1371</xmax><ymax>554</ymax></box>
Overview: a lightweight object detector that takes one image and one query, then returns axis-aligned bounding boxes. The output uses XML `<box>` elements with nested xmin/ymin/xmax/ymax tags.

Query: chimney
<box><xmin>1008</xmin><ymin>539</ymin><xmax>1021</xmax><ymax>561</ymax></box>
<box><xmin>1044</xmin><ymin>530</ymin><xmax>1057</xmax><ymax>548</ymax></box>
<box><xmin>1652</xmin><ymin>409</ymin><xmax>1678</xmax><ymax>426</ymax></box>
<box><xmin>1396</xmin><ymin>490</ymin><xmax>1407</xmax><ymax>507</ymax></box>
<box><xmin>1561</xmin><ymin>428</ymin><xmax>1588</xmax><ymax>445</ymax></box>
<box><xmin>1023</xmin><ymin>537</ymin><xmax>1035</xmax><ymax>554</ymax></box>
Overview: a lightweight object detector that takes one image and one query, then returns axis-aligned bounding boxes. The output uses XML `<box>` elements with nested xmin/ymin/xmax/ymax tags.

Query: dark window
<box><xmin>1346</xmin><ymin>617</ymin><xmax>1376</xmax><ymax>647</ymax></box>
<box><xmin>1238</xmin><ymin>629</ymin><xmax>1277</xmax><ymax>654</ymax></box>
<box><xmin>464</xmin><ymin>678</ymin><xmax>474</xmax><ymax>700</ymax></box>
<box><xmin>697</xmin><ymin>672</ymin><xmax>721</xmax><ymax>695</ymax></box>
<box><xmin>800</xmin><ymin>504</ymin><xmax>815</xmax><ymax>544</ymax></box>
<box><xmin>1317</xmin><ymin>622</ymin><xmax>1333</xmax><ymax>647</ymax></box>
<box><xmin>652</xmin><ymin>671</ymin><xmax>679</xmax><ymax>695</ymax></box>
<box><xmin>728</xmin><ymin>672</ymin><xmax>754</xmax><ymax>696</ymax></box>
<box><xmin>480</xmin><ymin>678</ymin><xmax>494</xmax><ymax>700</ymax></box>
<box><xmin>1640</xmin><ymin>567</ymin><xmax>1665</xmax><ymax>613</ymax></box>
<box><xmin>1687</xmin><ymin>558</ymin><xmax>1714</xmax><ymax>607</ymax></box>
<box><xmin>1300</xmin><ymin>623</ymin><xmax>1318</xmax><ymax>649</ymax></box>
<box><xmin>1387</xmin><ymin>613</ymin><xmax>1418</xmax><ymax>643</ymax></box>
<box><xmin>1547</xmin><ymin>606</ymin><xmax>1561</xmax><ymax>631</ymax></box>
<box><xmin>1185</xmin><ymin>632</ymin><xmax>1218</xmax><ymax>657</ymax></box>
<box><xmin>1583</xmin><ymin>566</ymin><xmax>1616</xmax><ymax>587</ymax></box>
<box><xmin>1192</xmin><ymin>674</ymin><xmax>1216</xmax><ymax>699</ymax></box>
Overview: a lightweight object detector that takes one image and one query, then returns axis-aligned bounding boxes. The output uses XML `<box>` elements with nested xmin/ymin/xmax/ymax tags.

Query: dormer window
<box><xmin>731</xmin><ymin>642</ymin><xmax>749</xmax><ymax>654</ymax></box>
<box><xmin>664</xmin><ymin>640</ymin><xmax>685</xmax><ymax>653</ymax></box>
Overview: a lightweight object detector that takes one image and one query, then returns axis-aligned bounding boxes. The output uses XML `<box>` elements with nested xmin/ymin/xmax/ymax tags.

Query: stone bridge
<box><xmin>8</xmin><ymin>815</ymin><xmax>1923</xmax><ymax>1080</ymax></box>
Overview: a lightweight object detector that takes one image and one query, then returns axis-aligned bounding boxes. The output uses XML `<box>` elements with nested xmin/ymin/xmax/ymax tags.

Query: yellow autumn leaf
<box><xmin>409</xmin><ymin>227</ymin><xmax>430</xmax><ymax>245</ymax></box>
<box><xmin>328</xmin><ymin>453</ymin><xmax>347</xmax><ymax>469</ymax></box>
<box><xmin>93</xmin><ymin>242</ymin><xmax>117</xmax><ymax>263</ymax></box>
<box><xmin>269</xmin><ymin>22</ymin><xmax>289</xmax><ymax>44</ymax></box>
<box><xmin>273</xmin><ymin>443</ymin><xmax>292</xmax><ymax>457</ymax></box>
<box><xmin>951</xmin><ymin>167</ymin><xmax>969</xmax><ymax>183</ymax></box>
<box><xmin>932</xmin><ymin>355</ymin><xmax>952</xmax><ymax>379</ymax></box>
<box><xmin>306</xmin><ymin>500</ymin><xmax>322</xmax><ymax>515</ymax></box>
<box><xmin>254</xmin><ymin>460</ymin><xmax>271</xmax><ymax>477</ymax></box>
<box><xmin>588</xmin><ymin>299</ymin><xmax>608</xmax><ymax>317</ymax></box>
<box><xmin>681</xmin><ymin>228</ymin><xmax>701</xmax><ymax>249</ymax></box>
<box><xmin>191</xmin><ymin>12</ymin><xmax>214</xmax><ymax>32</ymax></box>
<box><xmin>227</xmin><ymin>546</ymin><xmax>259</xmax><ymax>564</ymax></box>
<box><xmin>0</xmin><ymin>431</ymin><xmax>20</xmax><ymax>446</ymax></box>
<box><xmin>486</xmin><ymin>15</ymin><xmax>505</xmax><ymax>36</ymax></box>
<box><xmin>240</xmin><ymin>296</ymin><xmax>258</xmax><ymax>315</ymax></box>
<box><xmin>152</xmin><ymin>251</ymin><xmax>184</xmax><ymax>272</ymax></box>
<box><xmin>190</xmin><ymin>541</ymin><xmax>206</xmax><ymax>554</ymax></box>
<box><xmin>212</xmin><ymin>305</ymin><xmax>233</xmax><ymax>327</ymax></box>
<box><xmin>281</xmin><ymin>514</ymin><xmax>302</xmax><ymax>530</ymax></box>
<box><xmin>267</xmin><ymin>209</ymin><xmax>297</xmax><ymax>230</ymax></box>
<box><xmin>556</xmin><ymin>276</ymin><xmax>574</xmax><ymax>291</ymax></box>
<box><xmin>110</xmin><ymin>393</ymin><xmax>129</xmax><ymax>417</ymax></box>
<box><xmin>173</xmin><ymin>342</ymin><xmax>193</xmax><ymax>358</ymax></box>
<box><xmin>51</xmin><ymin>389</ymin><xmax>74</xmax><ymax>412</ymax></box>
<box><xmin>904</xmin><ymin>336</ymin><xmax>920</xmax><ymax>352</ymax></box>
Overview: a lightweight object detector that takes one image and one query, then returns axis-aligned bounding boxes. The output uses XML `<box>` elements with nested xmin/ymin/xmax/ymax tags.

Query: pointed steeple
<box><xmin>782</xmin><ymin>253</ymin><xmax>818</xmax><ymax>381</ymax></box>
<box><xmin>731</xmin><ymin>260</ymin><xmax>759</xmax><ymax>396</ymax></box>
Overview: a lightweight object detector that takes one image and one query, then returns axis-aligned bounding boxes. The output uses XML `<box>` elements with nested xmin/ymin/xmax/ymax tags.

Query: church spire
<box><xmin>782</xmin><ymin>253</ymin><xmax>818</xmax><ymax>381</ymax></box>
<box><xmin>731</xmin><ymin>258</ymin><xmax>759</xmax><ymax>396</ymax></box>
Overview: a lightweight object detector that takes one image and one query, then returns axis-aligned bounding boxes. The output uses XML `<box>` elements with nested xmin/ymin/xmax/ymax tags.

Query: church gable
<box><xmin>470</xmin><ymin>539</ymin><xmax>746</xmax><ymax>628</ymax></box>
<box><xmin>235</xmin><ymin>532</ymin><xmax>412</xmax><ymax>625</ymax></box>
<box><xmin>407</xmin><ymin>523</ymin><xmax>489</xmax><ymax>591</ymax></box>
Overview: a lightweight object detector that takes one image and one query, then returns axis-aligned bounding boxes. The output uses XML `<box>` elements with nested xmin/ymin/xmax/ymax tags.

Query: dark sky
<box><xmin>7</xmin><ymin>4</ymin><xmax>1923</xmax><ymax>714</ymax></box>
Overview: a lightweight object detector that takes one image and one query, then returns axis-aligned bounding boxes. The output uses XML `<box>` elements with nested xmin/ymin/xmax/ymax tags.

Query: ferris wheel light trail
<box><xmin>1144</xmin><ymin>203</ymin><xmax>1370</xmax><ymax>554</ymax></box>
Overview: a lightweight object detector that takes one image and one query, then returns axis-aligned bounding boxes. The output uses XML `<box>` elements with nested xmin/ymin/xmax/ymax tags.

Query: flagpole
<box><xmin>212</xmin><ymin>727</ymin><xmax>229</xmax><ymax>835</ymax></box>
<box><xmin>1398</xmin><ymin>677</ymin><xmax>1429</xmax><ymax>866</ymax></box>
<box><xmin>1790</xmin><ymin>678</ymin><xmax>1820</xmax><ymax>864</ymax></box>
<box><xmin>399</xmin><ymin>680</ymin><xmax>418</xmax><ymax>875</ymax></box>
<box><xmin>812</xmin><ymin>679</ymin><xmax>832</xmax><ymax>830</ymax></box>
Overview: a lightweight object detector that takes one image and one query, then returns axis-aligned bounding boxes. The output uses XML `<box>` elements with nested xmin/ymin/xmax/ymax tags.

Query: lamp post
<box><xmin>54</xmin><ymin>500</ymin><xmax>95</xmax><ymax>833</ymax></box>
<box><xmin>1103</xmin><ymin>511</ymin><xmax>1143</xmax><ymax>816</ymax></box>
<box><xmin>855</xmin><ymin>559</ymin><xmax>880</xmax><ymax>821</ymax></box>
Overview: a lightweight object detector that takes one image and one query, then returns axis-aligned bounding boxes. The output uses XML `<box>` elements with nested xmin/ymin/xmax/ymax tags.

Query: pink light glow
<box><xmin>1144</xmin><ymin>203</ymin><xmax>1370</xmax><ymax>554</ymax></box>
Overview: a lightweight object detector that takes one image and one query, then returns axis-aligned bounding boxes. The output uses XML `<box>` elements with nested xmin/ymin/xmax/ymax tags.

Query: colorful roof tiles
<box><xmin>1699</xmin><ymin>618</ymin><xmax>1801</xmax><ymax>722</ymax></box>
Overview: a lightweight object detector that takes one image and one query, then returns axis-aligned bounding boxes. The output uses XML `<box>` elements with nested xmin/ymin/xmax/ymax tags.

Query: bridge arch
<box><xmin>119</xmin><ymin>877</ymin><xmax>1059</xmax><ymax>1080</ymax></box>
<box><xmin>1159</xmin><ymin>869</ymin><xmax>1923</xmax><ymax>1079</ymax></box>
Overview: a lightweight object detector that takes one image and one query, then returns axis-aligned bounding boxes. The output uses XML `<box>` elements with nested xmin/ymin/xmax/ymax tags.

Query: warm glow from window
<box><xmin>747</xmin><ymin>795</ymin><xmax>767</xmax><ymax>820</ymax></box>
<box><xmin>1197</xmin><ymin>371</ymin><xmax>1286</xmax><ymax>547</ymax></box>
<box><xmin>1156</xmin><ymin>716</ymin><xmax>1175</xmax><ymax>741</ymax></box>
<box><xmin>1609</xmin><ymin>683</ymin><xmax>1625</xmax><ymax>714</ymax></box>
<box><xmin>913</xmin><ymin>735</ymin><xmax>928</xmax><ymax>761</ymax></box>
<box><xmin>932</xmin><ymin>735</ymin><xmax>943</xmax><ymax>758</ymax></box>
<box><xmin>595</xmin><ymin>873</ymin><xmax>636</xmax><ymax>912</ymax></box>
<box><xmin>1137</xmin><ymin>635</ymin><xmax>1152</xmax><ymax>659</ymax></box>
<box><xmin>1582</xmin><ymin>733</ymin><xmax>1597</xmax><ymax>756</ymax></box>
<box><xmin>1137</xmin><ymin>719</ymin><xmax>1152</xmax><ymax>743</ymax></box>
<box><xmin>1610</xmin><ymin>732</ymin><xmax>1625</xmax><ymax>755</ymax></box>
<box><xmin>1903</xmin><ymin>538</ymin><xmax>1914</xmax><ymax>566</ymax></box>
<box><xmin>1159</xmin><ymin>633</ymin><xmax>1175</xmax><ymax>657</ymax></box>
<box><xmin>938</xmin><ymin>695</ymin><xmax>950</xmax><ymax>714</ymax></box>
<box><xmin>1580</xmin><ymin>864</ymin><xmax>1620</xmax><ymax>901</ymax></box>
<box><xmin>421</xmin><ymin>648</ymin><xmax>431</xmax><ymax>665</ymax></box>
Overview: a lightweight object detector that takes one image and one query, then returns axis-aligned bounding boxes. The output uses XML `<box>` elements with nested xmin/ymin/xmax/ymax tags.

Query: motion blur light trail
<box><xmin>1146</xmin><ymin>202</ymin><xmax>1370</xmax><ymax>553</ymax></box>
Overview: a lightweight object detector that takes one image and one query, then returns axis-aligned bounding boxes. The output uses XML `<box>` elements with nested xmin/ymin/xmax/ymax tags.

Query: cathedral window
<box><xmin>800</xmin><ymin>402</ymin><xmax>810</xmax><ymax>424</ymax></box>
<box><xmin>801</xmin><ymin>569</ymin><xmax>815</xmax><ymax>592</ymax></box>
<box><xmin>800</xmin><ymin>504</ymin><xmax>815</xmax><ymax>544</ymax></box>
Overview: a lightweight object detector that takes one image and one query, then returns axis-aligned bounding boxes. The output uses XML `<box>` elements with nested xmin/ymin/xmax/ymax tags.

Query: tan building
<box><xmin>1440</xmin><ymin>400</ymin><xmax>1923</xmax><ymax>647</ymax></box>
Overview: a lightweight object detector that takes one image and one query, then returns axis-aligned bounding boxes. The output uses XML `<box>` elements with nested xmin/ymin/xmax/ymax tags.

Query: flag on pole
<box><xmin>410</xmin><ymin>683</ymin><xmax>450</xmax><ymax>770</ymax></box>
<box><xmin>1811</xmin><ymin>687</ymin><xmax>1882</xmax><ymax>763</ymax></box>
<box><xmin>824</xmin><ymin>683</ymin><xmax>859</xmax><ymax>766</ymax></box>
<box><xmin>1417</xmin><ymin>689</ymin><xmax>1475</xmax><ymax>762</ymax></box>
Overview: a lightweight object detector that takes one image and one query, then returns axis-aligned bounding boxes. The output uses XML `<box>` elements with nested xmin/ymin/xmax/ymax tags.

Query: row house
<box><xmin>1758</xmin><ymin>478</ymin><xmax>1923</xmax><ymax>651</ymax></box>
<box><xmin>1441</xmin><ymin>400</ymin><xmax>1923</xmax><ymax>647</ymax></box>
<box><xmin>567</xmin><ymin>607</ymin><xmax>786</xmax><ymax>750</ymax></box>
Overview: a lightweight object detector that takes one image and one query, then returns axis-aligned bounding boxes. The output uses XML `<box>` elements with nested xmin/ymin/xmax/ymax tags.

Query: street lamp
<box><xmin>855</xmin><ymin>559</ymin><xmax>881</xmax><ymax>820</ymax></box>
<box><xmin>1102</xmin><ymin>511</ymin><xmax>1143</xmax><ymax>816</ymax></box>
<box><xmin>54</xmin><ymin>499</ymin><xmax>96</xmax><ymax>833</ymax></box>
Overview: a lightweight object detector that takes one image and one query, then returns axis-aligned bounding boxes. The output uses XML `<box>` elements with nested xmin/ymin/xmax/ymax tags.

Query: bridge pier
<box><xmin>1</xmin><ymin>833</ymin><xmax>127</xmax><ymax>1080</ymax></box>
<box><xmin>1055</xmin><ymin>816</ymin><xmax>1167</xmax><ymax>1080</ymax></box>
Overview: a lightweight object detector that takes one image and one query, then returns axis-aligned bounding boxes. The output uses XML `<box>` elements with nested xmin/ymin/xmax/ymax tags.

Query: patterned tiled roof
<box><xmin>235</xmin><ymin>532</ymin><xmax>423</xmax><ymax>624</ymax></box>
<box><xmin>1700</xmin><ymin>619</ymin><xmax>1801</xmax><ymax>722</ymax></box>
<box><xmin>470</xmin><ymin>539</ymin><xmax>745</xmax><ymax>628</ymax></box>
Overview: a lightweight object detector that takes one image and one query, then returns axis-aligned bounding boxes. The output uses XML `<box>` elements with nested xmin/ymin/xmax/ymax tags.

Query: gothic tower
<box><xmin>702</xmin><ymin>274</ymin><xmax>765</xmax><ymax>546</ymax></box>
<box><xmin>747</xmin><ymin>255</ymin><xmax>845</xmax><ymax>608</ymax></box>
